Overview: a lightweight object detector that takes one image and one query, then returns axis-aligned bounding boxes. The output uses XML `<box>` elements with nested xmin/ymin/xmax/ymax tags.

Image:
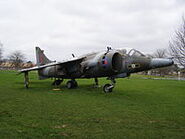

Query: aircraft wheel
<box><xmin>103</xmin><ymin>84</ymin><xmax>113</xmax><ymax>93</ymax></box>
<box><xmin>25</xmin><ymin>84</ymin><xmax>29</xmax><ymax>89</ymax></box>
<box><xmin>24</xmin><ymin>81</ymin><xmax>29</xmax><ymax>89</ymax></box>
<box><xmin>52</xmin><ymin>79</ymin><xmax>63</xmax><ymax>86</ymax></box>
<box><xmin>66</xmin><ymin>81</ymin><xmax>73</xmax><ymax>89</ymax></box>
<box><xmin>66</xmin><ymin>80</ymin><xmax>78</xmax><ymax>89</ymax></box>
<box><xmin>56</xmin><ymin>80</ymin><xmax>62</xmax><ymax>86</ymax></box>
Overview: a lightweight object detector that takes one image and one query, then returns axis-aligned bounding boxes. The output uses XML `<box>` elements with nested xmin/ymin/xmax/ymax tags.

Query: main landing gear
<box><xmin>52</xmin><ymin>78</ymin><xmax>63</xmax><ymax>86</ymax></box>
<box><xmin>103</xmin><ymin>78</ymin><xmax>116</xmax><ymax>93</ymax></box>
<box><xmin>93</xmin><ymin>77</ymin><xmax>116</xmax><ymax>93</ymax></box>
<box><xmin>66</xmin><ymin>79</ymin><xmax>78</xmax><ymax>89</ymax></box>
<box><xmin>52</xmin><ymin>78</ymin><xmax>78</xmax><ymax>89</ymax></box>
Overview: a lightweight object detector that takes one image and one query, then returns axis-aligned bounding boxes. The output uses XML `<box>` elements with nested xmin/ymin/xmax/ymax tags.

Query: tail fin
<box><xmin>36</xmin><ymin>47</ymin><xmax>52</xmax><ymax>66</ymax></box>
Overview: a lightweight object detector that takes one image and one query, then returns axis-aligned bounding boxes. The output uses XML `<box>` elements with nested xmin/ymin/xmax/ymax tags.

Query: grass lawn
<box><xmin>0</xmin><ymin>70</ymin><xmax>185</xmax><ymax>138</ymax></box>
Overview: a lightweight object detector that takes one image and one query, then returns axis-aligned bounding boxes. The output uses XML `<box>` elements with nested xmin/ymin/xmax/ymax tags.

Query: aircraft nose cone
<box><xmin>150</xmin><ymin>58</ymin><xmax>174</xmax><ymax>68</ymax></box>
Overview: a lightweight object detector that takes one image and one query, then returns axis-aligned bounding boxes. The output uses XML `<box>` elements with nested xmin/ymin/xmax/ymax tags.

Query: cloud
<box><xmin>0</xmin><ymin>0</ymin><xmax>184</xmax><ymax>61</ymax></box>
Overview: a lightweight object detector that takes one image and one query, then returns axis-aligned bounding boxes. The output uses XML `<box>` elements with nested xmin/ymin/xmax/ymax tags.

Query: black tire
<box><xmin>66</xmin><ymin>81</ymin><xmax>74</xmax><ymax>89</ymax></box>
<box><xmin>56</xmin><ymin>80</ymin><xmax>62</xmax><ymax>86</ymax></box>
<box><xmin>66</xmin><ymin>80</ymin><xmax>78</xmax><ymax>89</ymax></box>
<box><xmin>103</xmin><ymin>84</ymin><xmax>113</xmax><ymax>93</ymax></box>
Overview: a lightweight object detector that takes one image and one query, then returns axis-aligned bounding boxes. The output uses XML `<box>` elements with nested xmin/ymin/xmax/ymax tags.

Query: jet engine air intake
<box><xmin>101</xmin><ymin>52</ymin><xmax>122</xmax><ymax>73</ymax></box>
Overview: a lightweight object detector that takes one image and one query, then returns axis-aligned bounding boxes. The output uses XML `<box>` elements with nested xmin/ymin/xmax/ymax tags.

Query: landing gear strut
<box><xmin>24</xmin><ymin>72</ymin><xmax>29</xmax><ymax>89</ymax></box>
<box><xmin>95</xmin><ymin>78</ymin><xmax>98</xmax><ymax>86</ymax></box>
<box><xmin>103</xmin><ymin>78</ymin><xmax>116</xmax><ymax>93</ymax></box>
<box><xmin>66</xmin><ymin>79</ymin><xmax>78</xmax><ymax>89</ymax></box>
<box><xmin>93</xmin><ymin>78</ymin><xmax>100</xmax><ymax>88</ymax></box>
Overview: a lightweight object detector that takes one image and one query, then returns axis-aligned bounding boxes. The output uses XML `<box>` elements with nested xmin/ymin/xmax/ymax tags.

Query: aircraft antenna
<box><xmin>107</xmin><ymin>46</ymin><xmax>112</xmax><ymax>52</ymax></box>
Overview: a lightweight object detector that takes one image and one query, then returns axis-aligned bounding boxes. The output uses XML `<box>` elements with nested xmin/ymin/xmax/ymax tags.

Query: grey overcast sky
<box><xmin>0</xmin><ymin>0</ymin><xmax>185</xmax><ymax>62</ymax></box>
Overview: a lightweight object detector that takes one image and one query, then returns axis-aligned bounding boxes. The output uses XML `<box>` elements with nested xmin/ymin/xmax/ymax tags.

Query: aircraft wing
<box><xmin>19</xmin><ymin>57</ymin><xmax>85</xmax><ymax>73</ymax></box>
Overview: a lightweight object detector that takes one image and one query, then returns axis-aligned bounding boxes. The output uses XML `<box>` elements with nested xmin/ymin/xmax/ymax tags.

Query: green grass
<box><xmin>0</xmin><ymin>70</ymin><xmax>185</xmax><ymax>139</ymax></box>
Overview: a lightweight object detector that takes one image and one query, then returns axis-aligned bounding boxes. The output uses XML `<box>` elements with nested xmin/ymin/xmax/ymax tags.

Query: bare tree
<box><xmin>153</xmin><ymin>48</ymin><xmax>167</xmax><ymax>58</ymax></box>
<box><xmin>8</xmin><ymin>51</ymin><xmax>25</xmax><ymax>69</ymax></box>
<box><xmin>152</xmin><ymin>48</ymin><xmax>169</xmax><ymax>76</ymax></box>
<box><xmin>169</xmin><ymin>16</ymin><xmax>185</xmax><ymax>68</ymax></box>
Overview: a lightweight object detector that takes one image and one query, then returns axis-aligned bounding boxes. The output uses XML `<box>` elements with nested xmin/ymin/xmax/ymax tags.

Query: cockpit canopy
<box><xmin>118</xmin><ymin>48</ymin><xmax>145</xmax><ymax>57</ymax></box>
<box><xmin>128</xmin><ymin>49</ymin><xmax>145</xmax><ymax>57</ymax></box>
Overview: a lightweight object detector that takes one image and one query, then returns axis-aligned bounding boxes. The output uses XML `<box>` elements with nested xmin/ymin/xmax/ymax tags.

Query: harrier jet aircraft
<box><xmin>19</xmin><ymin>47</ymin><xmax>174</xmax><ymax>93</ymax></box>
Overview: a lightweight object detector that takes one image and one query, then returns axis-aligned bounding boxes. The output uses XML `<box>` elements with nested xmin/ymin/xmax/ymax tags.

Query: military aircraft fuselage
<box><xmin>20</xmin><ymin>47</ymin><xmax>174</xmax><ymax>92</ymax></box>
<box><xmin>37</xmin><ymin>49</ymin><xmax>173</xmax><ymax>79</ymax></box>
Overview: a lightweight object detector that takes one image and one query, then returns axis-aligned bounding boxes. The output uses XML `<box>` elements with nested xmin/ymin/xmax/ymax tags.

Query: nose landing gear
<box><xmin>103</xmin><ymin>78</ymin><xmax>116</xmax><ymax>93</ymax></box>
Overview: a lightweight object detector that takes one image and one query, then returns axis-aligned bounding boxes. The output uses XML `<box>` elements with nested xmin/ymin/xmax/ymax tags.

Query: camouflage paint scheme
<box><xmin>20</xmin><ymin>47</ymin><xmax>173</xmax><ymax>92</ymax></box>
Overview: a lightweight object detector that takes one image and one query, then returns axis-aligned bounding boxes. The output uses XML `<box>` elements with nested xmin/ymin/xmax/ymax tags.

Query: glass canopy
<box><xmin>112</xmin><ymin>48</ymin><xmax>145</xmax><ymax>57</ymax></box>
<box><xmin>128</xmin><ymin>49</ymin><xmax>145</xmax><ymax>57</ymax></box>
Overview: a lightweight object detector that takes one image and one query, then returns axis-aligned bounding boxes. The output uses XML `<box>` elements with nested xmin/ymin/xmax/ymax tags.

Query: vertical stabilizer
<box><xmin>36</xmin><ymin>47</ymin><xmax>52</xmax><ymax>66</ymax></box>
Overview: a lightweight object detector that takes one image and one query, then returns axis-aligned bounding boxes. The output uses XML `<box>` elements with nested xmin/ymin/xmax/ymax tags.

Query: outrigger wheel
<box><xmin>66</xmin><ymin>80</ymin><xmax>78</xmax><ymax>89</ymax></box>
